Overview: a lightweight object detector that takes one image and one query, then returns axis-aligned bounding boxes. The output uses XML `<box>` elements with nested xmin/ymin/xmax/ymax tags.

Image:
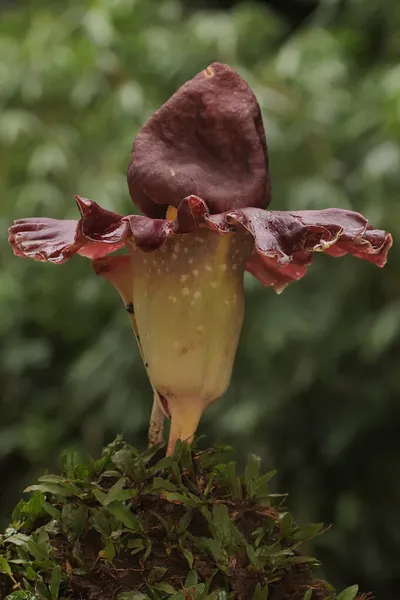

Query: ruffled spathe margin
<box><xmin>9</xmin><ymin>195</ymin><xmax>392</xmax><ymax>292</ymax></box>
<box><xmin>8</xmin><ymin>196</ymin><xmax>129</xmax><ymax>264</ymax></box>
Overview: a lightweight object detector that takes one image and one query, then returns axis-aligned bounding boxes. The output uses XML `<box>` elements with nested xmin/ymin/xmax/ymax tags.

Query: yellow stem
<box><xmin>166</xmin><ymin>399</ymin><xmax>204</xmax><ymax>456</ymax></box>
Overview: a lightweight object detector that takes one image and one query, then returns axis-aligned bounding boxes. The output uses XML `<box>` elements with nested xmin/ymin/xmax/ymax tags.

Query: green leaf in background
<box><xmin>177</xmin><ymin>509</ymin><xmax>193</xmax><ymax>534</ymax></box>
<box><xmin>152</xmin><ymin>478</ymin><xmax>179</xmax><ymax>492</ymax></box>
<box><xmin>181</xmin><ymin>547</ymin><xmax>194</xmax><ymax>569</ymax></box>
<box><xmin>244</xmin><ymin>454</ymin><xmax>261</xmax><ymax>498</ymax></box>
<box><xmin>61</xmin><ymin>503</ymin><xmax>88</xmax><ymax>537</ymax></box>
<box><xmin>292</xmin><ymin>523</ymin><xmax>324</xmax><ymax>541</ymax></box>
<box><xmin>184</xmin><ymin>569</ymin><xmax>198</xmax><ymax>587</ymax></box>
<box><xmin>5</xmin><ymin>533</ymin><xmax>49</xmax><ymax>561</ymax></box>
<box><xmin>106</xmin><ymin>502</ymin><xmax>141</xmax><ymax>531</ymax></box>
<box><xmin>152</xmin><ymin>582</ymin><xmax>177</xmax><ymax>595</ymax></box>
<box><xmin>148</xmin><ymin>566</ymin><xmax>168</xmax><ymax>584</ymax></box>
<box><xmin>49</xmin><ymin>565</ymin><xmax>62</xmax><ymax>600</ymax></box>
<box><xmin>336</xmin><ymin>586</ymin><xmax>359</xmax><ymax>600</ymax></box>
<box><xmin>253</xmin><ymin>582</ymin><xmax>269</xmax><ymax>600</ymax></box>
<box><xmin>0</xmin><ymin>556</ymin><xmax>15</xmax><ymax>582</ymax></box>
<box><xmin>104</xmin><ymin>538</ymin><xmax>116</xmax><ymax>562</ymax></box>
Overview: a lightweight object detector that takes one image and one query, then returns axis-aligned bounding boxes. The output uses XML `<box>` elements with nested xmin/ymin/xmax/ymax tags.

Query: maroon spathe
<box><xmin>8</xmin><ymin>62</ymin><xmax>392</xmax><ymax>291</ymax></box>
<box><xmin>9</xmin><ymin>194</ymin><xmax>391</xmax><ymax>292</ymax></box>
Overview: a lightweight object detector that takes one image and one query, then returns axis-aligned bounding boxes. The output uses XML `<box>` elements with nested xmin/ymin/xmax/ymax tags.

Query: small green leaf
<box><xmin>100</xmin><ymin>470</ymin><xmax>121</xmax><ymax>478</ymax></box>
<box><xmin>36</xmin><ymin>574</ymin><xmax>52</xmax><ymax>600</ymax></box>
<box><xmin>177</xmin><ymin>509</ymin><xmax>193</xmax><ymax>534</ymax></box>
<box><xmin>127</xmin><ymin>538</ymin><xmax>145</xmax><ymax>554</ymax></box>
<box><xmin>5</xmin><ymin>533</ymin><xmax>49</xmax><ymax>561</ymax></box>
<box><xmin>204</xmin><ymin>537</ymin><xmax>222</xmax><ymax>559</ymax></box>
<box><xmin>101</xmin><ymin>478</ymin><xmax>137</xmax><ymax>505</ymax></box>
<box><xmin>292</xmin><ymin>523</ymin><xmax>324</xmax><ymax>541</ymax></box>
<box><xmin>336</xmin><ymin>586</ymin><xmax>359</xmax><ymax>600</ymax></box>
<box><xmin>202</xmin><ymin>569</ymin><xmax>218</xmax><ymax>596</ymax></box>
<box><xmin>18</xmin><ymin>492</ymin><xmax>45</xmax><ymax>520</ymax></box>
<box><xmin>26</xmin><ymin>567</ymin><xmax>36</xmax><ymax>581</ymax></box>
<box><xmin>203</xmin><ymin>473</ymin><xmax>215</xmax><ymax>496</ymax></box>
<box><xmin>50</xmin><ymin>565</ymin><xmax>62</xmax><ymax>600</ymax></box>
<box><xmin>192</xmin><ymin>584</ymin><xmax>206</xmax><ymax>600</ymax></box>
<box><xmin>39</xmin><ymin>476</ymin><xmax>82</xmax><ymax>496</ymax></box>
<box><xmin>200</xmin><ymin>505</ymin><xmax>212</xmax><ymax>524</ymax></box>
<box><xmin>153</xmin><ymin>582</ymin><xmax>177</xmax><ymax>595</ymax></box>
<box><xmin>143</xmin><ymin>539</ymin><xmax>152</xmax><ymax>562</ymax></box>
<box><xmin>185</xmin><ymin>569</ymin><xmax>198</xmax><ymax>587</ymax></box>
<box><xmin>244</xmin><ymin>454</ymin><xmax>261</xmax><ymax>498</ymax></box>
<box><xmin>43</xmin><ymin>502</ymin><xmax>61</xmax><ymax>520</ymax></box>
<box><xmin>170</xmin><ymin>593</ymin><xmax>185</xmax><ymax>600</ymax></box>
<box><xmin>253</xmin><ymin>583</ymin><xmax>269</xmax><ymax>600</ymax></box>
<box><xmin>112</xmin><ymin>449</ymin><xmax>136</xmax><ymax>475</ymax></box>
<box><xmin>0</xmin><ymin>556</ymin><xmax>15</xmax><ymax>581</ymax></box>
<box><xmin>226</xmin><ymin>462</ymin><xmax>242</xmax><ymax>499</ymax></box>
<box><xmin>24</xmin><ymin>483</ymin><xmax>72</xmax><ymax>497</ymax></box>
<box><xmin>164</xmin><ymin>492</ymin><xmax>196</xmax><ymax>507</ymax></box>
<box><xmin>104</xmin><ymin>538</ymin><xmax>116</xmax><ymax>561</ymax></box>
<box><xmin>208</xmin><ymin>591</ymin><xmax>227</xmax><ymax>600</ymax></box>
<box><xmin>138</xmin><ymin>442</ymin><xmax>164</xmax><ymax>466</ymax></box>
<box><xmin>93</xmin><ymin>488</ymin><xmax>108</xmax><ymax>505</ymax></box>
<box><xmin>172</xmin><ymin>462</ymin><xmax>182</xmax><ymax>485</ymax></box>
<box><xmin>285</xmin><ymin>556</ymin><xmax>320</xmax><ymax>566</ymax></box>
<box><xmin>61</xmin><ymin>504</ymin><xmax>88</xmax><ymax>537</ymax></box>
<box><xmin>279</xmin><ymin>512</ymin><xmax>293</xmax><ymax>536</ymax></box>
<box><xmin>182</xmin><ymin>547</ymin><xmax>194</xmax><ymax>568</ymax></box>
<box><xmin>254</xmin><ymin>470</ymin><xmax>277</xmax><ymax>500</ymax></box>
<box><xmin>75</xmin><ymin>463</ymin><xmax>91</xmax><ymax>480</ymax></box>
<box><xmin>60</xmin><ymin>450</ymin><xmax>78</xmax><ymax>479</ymax></box>
<box><xmin>211</xmin><ymin>504</ymin><xmax>232</xmax><ymax>546</ymax></box>
<box><xmin>302</xmin><ymin>590</ymin><xmax>312</xmax><ymax>600</ymax></box>
<box><xmin>148</xmin><ymin>566</ymin><xmax>168</xmax><ymax>583</ymax></box>
<box><xmin>91</xmin><ymin>507</ymin><xmax>112</xmax><ymax>537</ymax></box>
<box><xmin>246</xmin><ymin>544</ymin><xmax>262</xmax><ymax>569</ymax></box>
<box><xmin>152</xmin><ymin>456</ymin><xmax>175</xmax><ymax>473</ymax></box>
<box><xmin>103</xmin><ymin>477</ymin><xmax>126</xmax><ymax>503</ymax></box>
<box><xmin>152</xmin><ymin>478</ymin><xmax>179</xmax><ymax>492</ymax></box>
<box><xmin>181</xmin><ymin>443</ymin><xmax>194</xmax><ymax>473</ymax></box>
<box><xmin>201</xmin><ymin>538</ymin><xmax>228</xmax><ymax>571</ymax></box>
<box><xmin>171</xmin><ymin>439</ymin><xmax>183</xmax><ymax>461</ymax></box>
<box><xmin>107</xmin><ymin>502</ymin><xmax>141</xmax><ymax>531</ymax></box>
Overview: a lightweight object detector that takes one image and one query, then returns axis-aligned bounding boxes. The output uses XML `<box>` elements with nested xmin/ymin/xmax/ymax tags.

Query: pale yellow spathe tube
<box><xmin>131</xmin><ymin>228</ymin><xmax>251</xmax><ymax>455</ymax></box>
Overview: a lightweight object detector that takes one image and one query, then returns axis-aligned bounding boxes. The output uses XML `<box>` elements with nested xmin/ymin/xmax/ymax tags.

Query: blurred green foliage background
<box><xmin>0</xmin><ymin>0</ymin><xmax>399</xmax><ymax>597</ymax></box>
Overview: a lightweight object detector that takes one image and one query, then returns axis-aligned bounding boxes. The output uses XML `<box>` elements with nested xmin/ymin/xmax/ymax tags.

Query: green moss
<box><xmin>0</xmin><ymin>438</ymin><xmax>368</xmax><ymax>600</ymax></box>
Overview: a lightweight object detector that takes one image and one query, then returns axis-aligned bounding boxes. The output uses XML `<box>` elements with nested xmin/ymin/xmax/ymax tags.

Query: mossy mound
<box><xmin>0</xmin><ymin>437</ymin><xmax>369</xmax><ymax>600</ymax></box>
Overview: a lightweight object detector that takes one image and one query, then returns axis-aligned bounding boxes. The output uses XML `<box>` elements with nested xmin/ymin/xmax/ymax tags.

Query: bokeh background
<box><xmin>1</xmin><ymin>0</ymin><xmax>399</xmax><ymax>597</ymax></box>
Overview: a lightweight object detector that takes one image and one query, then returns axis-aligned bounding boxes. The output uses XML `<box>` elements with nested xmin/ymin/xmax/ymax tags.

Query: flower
<box><xmin>9</xmin><ymin>63</ymin><xmax>392</xmax><ymax>455</ymax></box>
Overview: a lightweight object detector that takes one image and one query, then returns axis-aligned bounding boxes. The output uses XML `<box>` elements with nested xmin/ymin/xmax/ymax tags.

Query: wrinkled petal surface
<box><xmin>9</xmin><ymin>193</ymin><xmax>391</xmax><ymax>293</ymax></box>
<box><xmin>8</xmin><ymin>196</ymin><xmax>129</xmax><ymax>264</ymax></box>
<box><xmin>128</xmin><ymin>62</ymin><xmax>270</xmax><ymax>217</ymax></box>
<box><xmin>127</xmin><ymin>195</ymin><xmax>391</xmax><ymax>291</ymax></box>
<box><xmin>209</xmin><ymin>205</ymin><xmax>391</xmax><ymax>289</ymax></box>
<box><xmin>9</xmin><ymin>218</ymin><xmax>80</xmax><ymax>263</ymax></box>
